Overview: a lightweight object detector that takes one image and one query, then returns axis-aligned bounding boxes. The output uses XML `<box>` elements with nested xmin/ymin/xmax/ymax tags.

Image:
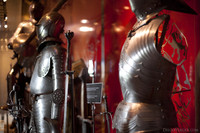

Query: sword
<box><xmin>63</xmin><ymin>74</ymin><xmax>69</xmax><ymax>133</ymax></box>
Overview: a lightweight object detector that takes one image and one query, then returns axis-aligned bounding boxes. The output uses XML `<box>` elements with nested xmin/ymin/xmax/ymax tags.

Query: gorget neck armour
<box><xmin>113</xmin><ymin>14</ymin><xmax>178</xmax><ymax>132</ymax></box>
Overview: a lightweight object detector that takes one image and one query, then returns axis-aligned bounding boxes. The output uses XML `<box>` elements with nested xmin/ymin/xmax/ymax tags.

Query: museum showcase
<box><xmin>0</xmin><ymin>0</ymin><xmax>199</xmax><ymax>133</ymax></box>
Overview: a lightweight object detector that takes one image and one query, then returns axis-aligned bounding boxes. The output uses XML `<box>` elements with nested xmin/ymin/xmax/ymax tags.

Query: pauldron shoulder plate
<box><xmin>38</xmin><ymin>44</ymin><xmax>66</xmax><ymax>77</ymax></box>
<box><xmin>38</xmin><ymin>50</ymin><xmax>51</xmax><ymax>77</ymax></box>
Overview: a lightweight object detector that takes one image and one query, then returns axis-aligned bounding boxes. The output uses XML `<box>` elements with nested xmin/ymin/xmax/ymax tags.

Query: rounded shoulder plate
<box><xmin>37</xmin><ymin>49</ymin><xmax>51</xmax><ymax>77</ymax></box>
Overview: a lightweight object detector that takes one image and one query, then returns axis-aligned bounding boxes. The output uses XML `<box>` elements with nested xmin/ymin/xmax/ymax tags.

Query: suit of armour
<box><xmin>113</xmin><ymin>0</ymin><xmax>197</xmax><ymax>132</ymax></box>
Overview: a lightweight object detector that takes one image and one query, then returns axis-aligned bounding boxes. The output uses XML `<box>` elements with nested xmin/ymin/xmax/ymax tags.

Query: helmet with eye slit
<box><xmin>36</xmin><ymin>12</ymin><xmax>65</xmax><ymax>51</ymax></box>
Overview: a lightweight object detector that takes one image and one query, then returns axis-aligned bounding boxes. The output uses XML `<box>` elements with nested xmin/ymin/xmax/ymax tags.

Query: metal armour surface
<box><xmin>36</xmin><ymin>12</ymin><xmax>65</xmax><ymax>48</ymax></box>
<box><xmin>8</xmin><ymin>21</ymin><xmax>35</xmax><ymax>54</ymax></box>
<box><xmin>129</xmin><ymin>0</ymin><xmax>197</xmax><ymax>20</ymax></box>
<box><xmin>30</xmin><ymin>43</ymin><xmax>66</xmax><ymax>133</ymax></box>
<box><xmin>113</xmin><ymin>15</ymin><xmax>177</xmax><ymax>132</ymax></box>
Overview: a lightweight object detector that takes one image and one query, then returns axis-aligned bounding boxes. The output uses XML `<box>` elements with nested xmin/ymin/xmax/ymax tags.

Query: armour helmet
<box><xmin>36</xmin><ymin>11</ymin><xmax>65</xmax><ymax>50</ymax></box>
<box><xmin>129</xmin><ymin>0</ymin><xmax>197</xmax><ymax>20</ymax></box>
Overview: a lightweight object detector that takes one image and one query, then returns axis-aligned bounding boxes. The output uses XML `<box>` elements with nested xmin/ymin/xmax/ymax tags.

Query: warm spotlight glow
<box><xmin>114</xmin><ymin>25</ymin><xmax>124</xmax><ymax>33</ymax></box>
<box><xmin>94</xmin><ymin>22</ymin><xmax>99</xmax><ymax>26</ymax></box>
<box><xmin>81</xmin><ymin>19</ymin><xmax>89</xmax><ymax>24</ymax></box>
<box><xmin>88</xmin><ymin>60</ymin><xmax>94</xmax><ymax>76</ymax></box>
<box><xmin>9</xmin><ymin>69</ymin><xmax>14</xmax><ymax>75</ymax></box>
<box><xmin>79</xmin><ymin>26</ymin><xmax>94</xmax><ymax>32</ymax></box>
<box><xmin>124</xmin><ymin>6</ymin><xmax>130</xmax><ymax>10</ymax></box>
<box><xmin>4</xmin><ymin>24</ymin><xmax>8</xmax><ymax>28</ymax></box>
<box><xmin>46</xmin><ymin>15</ymin><xmax>50</xmax><ymax>20</ymax></box>
<box><xmin>115</xmin><ymin>27</ymin><xmax>122</xmax><ymax>32</ymax></box>
<box><xmin>130</xmin><ymin>103</ymin><xmax>141</xmax><ymax>110</ymax></box>
<box><xmin>4</xmin><ymin>16</ymin><xmax>7</xmax><ymax>21</ymax></box>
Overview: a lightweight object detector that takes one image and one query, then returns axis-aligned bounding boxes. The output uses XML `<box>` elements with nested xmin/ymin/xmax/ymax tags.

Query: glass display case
<box><xmin>0</xmin><ymin>0</ymin><xmax>199</xmax><ymax>132</ymax></box>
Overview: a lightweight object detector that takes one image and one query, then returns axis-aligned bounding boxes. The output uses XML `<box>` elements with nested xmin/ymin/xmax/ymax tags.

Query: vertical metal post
<box><xmin>81</xmin><ymin>81</ymin><xmax>86</xmax><ymax>133</ymax></box>
<box><xmin>103</xmin><ymin>95</ymin><xmax>110</xmax><ymax>133</ymax></box>
<box><xmin>91</xmin><ymin>74</ymin><xmax>95</xmax><ymax>133</ymax></box>
<box><xmin>101</xmin><ymin>1</ymin><xmax>106</xmax><ymax>132</ymax></box>
<box><xmin>101</xmin><ymin>0</ymin><xmax>105</xmax><ymax>89</ymax></box>
<box><xmin>91</xmin><ymin>103</ymin><xmax>95</xmax><ymax>133</ymax></box>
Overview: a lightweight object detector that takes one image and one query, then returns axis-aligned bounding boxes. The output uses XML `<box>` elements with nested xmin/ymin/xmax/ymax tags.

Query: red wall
<box><xmin>104</xmin><ymin>0</ymin><xmax>134</xmax><ymax>132</ymax></box>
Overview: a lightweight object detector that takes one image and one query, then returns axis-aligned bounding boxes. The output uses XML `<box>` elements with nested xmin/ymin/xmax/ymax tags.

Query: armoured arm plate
<box><xmin>38</xmin><ymin>57</ymin><xmax>51</xmax><ymax>77</ymax></box>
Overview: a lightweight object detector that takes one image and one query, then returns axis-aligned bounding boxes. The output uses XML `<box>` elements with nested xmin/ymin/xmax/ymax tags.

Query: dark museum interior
<box><xmin>0</xmin><ymin>0</ymin><xmax>200</xmax><ymax>133</ymax></box>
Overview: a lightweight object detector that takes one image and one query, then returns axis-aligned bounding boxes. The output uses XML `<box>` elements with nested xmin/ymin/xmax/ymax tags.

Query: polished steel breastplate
<box><xmin>119</xmin><ymin>15</ymin><xmax>176</xmax><ymax>104</ymax></box>
<box><xmin>113</xmin><ymin>15</ymin><xmax>178</xmax><ymax>132</ymax></box>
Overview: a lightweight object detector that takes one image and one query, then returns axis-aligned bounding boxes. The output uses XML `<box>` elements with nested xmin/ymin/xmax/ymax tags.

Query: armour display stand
<box><xmin>101</xmin><ymin>95</ymin><xmax>112</xmax><ymax>133</ymax></box>
<box><xmin>86</xmin><ymin>82</ymin><xmax>103</xmax><ymax>133</ymax></box>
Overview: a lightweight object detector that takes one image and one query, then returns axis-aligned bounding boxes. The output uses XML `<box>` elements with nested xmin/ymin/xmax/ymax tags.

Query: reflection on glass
<box><xmin>80</xmin><ymin>19</ymin><xmax>89</xmax><ymax>24</ymax></box>
<box><xmin>79</xmin><ymin>26</ymin><xmax>94</xmax><ymax>32</ymax></box>
<box><xmin>88</xmin><ymin>59</ymin><xmax>94</xmax><ymax>77</ymax></box>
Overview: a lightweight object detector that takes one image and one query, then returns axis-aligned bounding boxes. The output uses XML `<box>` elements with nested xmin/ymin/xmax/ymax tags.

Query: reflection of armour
<box><xmin>113</xmin><ymin>15</ymin><xmax>177</xmax><ymax>132</ymax></box>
